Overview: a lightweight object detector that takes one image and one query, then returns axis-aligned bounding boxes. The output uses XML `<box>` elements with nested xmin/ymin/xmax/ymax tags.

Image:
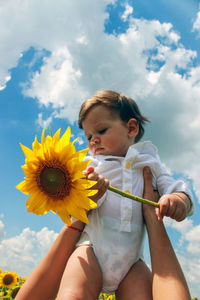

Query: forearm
<box><xmin>16</xmin><ymin>220</ymin><xmax>84</xmax><ymax>300</ymax></box>
<box><xmin>144</xmin><ymin>209</ymin><xmax>191</xmax><ymax>300</ymax></box>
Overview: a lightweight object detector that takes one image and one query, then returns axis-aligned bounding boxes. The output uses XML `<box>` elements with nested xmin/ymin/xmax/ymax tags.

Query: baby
<box><xmin>61</xmin><ymin>90</ymin><xmax>193</xmax><ymax>299</ymax></box>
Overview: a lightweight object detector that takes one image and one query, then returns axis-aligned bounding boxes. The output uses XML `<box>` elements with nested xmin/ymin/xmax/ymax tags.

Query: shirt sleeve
<box><xmin>155</xmin><ymin>155</ymin><xmax>194</xmax><ymax>216</ymax></box>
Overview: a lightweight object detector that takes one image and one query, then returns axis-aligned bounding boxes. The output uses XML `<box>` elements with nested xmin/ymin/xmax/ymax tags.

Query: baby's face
<box><xmin>82</xmin><ymin>105</ymin><xmax>138</xmax><ymax>157</ymax></box>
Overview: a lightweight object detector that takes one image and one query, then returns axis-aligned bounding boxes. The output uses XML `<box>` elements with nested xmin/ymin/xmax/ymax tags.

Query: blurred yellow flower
<box><xmin>23</xmin><ymin>276</ymin><xmax>29</xmax><ymax>281</ymax></box>
<box><xmin>16</xmin><ymin>127</ymin><xmax>97</xmax><ymax>225</ymax></box>
<box><xmin>0</xmin><ymin>271</ymin><xmax>19</xmax><ymax>289</ymax></box>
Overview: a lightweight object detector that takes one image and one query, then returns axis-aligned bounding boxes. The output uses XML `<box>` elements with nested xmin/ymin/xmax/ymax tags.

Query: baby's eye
<box><xmin>87</xmin><ymin>135</ymin><xmax>92</xmax><ymax>141</ymax></box>
<box><xmin>98</xmin><ymin>128</ymin><xmax>107</xmax><ymax>135</ymax></box>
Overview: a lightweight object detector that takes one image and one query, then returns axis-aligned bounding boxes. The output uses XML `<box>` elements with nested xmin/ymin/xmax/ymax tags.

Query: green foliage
<box><xmin>99</xmin><ymin>293</ymin><xmax>116</xmax><ymax>299</ymax></box>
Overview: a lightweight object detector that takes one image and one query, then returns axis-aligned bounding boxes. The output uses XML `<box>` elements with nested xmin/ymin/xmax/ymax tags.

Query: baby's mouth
<box><xmin>94</xmin><ymin>147</ymin><xmax>104</xmax><ymax>154</ymax></box>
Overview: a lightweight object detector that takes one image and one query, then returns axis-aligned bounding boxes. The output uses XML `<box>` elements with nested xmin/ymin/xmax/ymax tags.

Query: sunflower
<box><xmin>0</xmin><ymin>291</ymin><xmax>8</xmax><ymax>298</ymax></box>
<box><xmin>16</xmin><ymin>127</ymin><xmax>97</xmax><ymax>225</ymax></box>
<box><xmin>0</xmin><ymin>272</ymin><xmax>19</xmax><ymax>289</ymax></box>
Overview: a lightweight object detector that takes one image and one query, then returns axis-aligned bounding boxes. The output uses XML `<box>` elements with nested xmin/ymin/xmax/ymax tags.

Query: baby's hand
<box><xmin>85</xmin><ymin>166</ymin><xmax>109</xmax><ymax>203</ymax></box>
<box><xmin>156</xmin><ymin>192</ymin><xmax>191</xmax><ymax>222</ymax></box>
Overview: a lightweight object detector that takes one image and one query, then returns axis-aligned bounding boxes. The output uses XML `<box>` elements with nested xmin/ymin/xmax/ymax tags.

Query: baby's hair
<box><xmin>78</xmin><ymin>90</ymin><xmax>150</xmax><ymax>142</ymax></box>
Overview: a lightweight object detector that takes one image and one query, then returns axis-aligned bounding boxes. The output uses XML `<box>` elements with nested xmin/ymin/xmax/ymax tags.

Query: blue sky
<box><xmin>0</xmin><ymin>0</ymin><xmax>200</xmax><ymax>297</ymax></box>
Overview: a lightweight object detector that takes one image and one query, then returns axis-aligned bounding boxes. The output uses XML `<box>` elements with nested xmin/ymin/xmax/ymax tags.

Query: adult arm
<box><xmin>16</xmin><ymin>167</ymin><xmax>108</xmax><ymax>300</ymax></box>
<box><xmin>143</xmin><ymin>167</ymin><xmax>191</xmax><ymax>300</ymax></box>
<box><xmin>15</xmin><ymin>220</ymin><xmax>84</xmax><ymax>300</ymax></box>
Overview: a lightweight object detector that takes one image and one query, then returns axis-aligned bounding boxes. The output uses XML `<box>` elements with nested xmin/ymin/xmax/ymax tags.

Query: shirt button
<box><xmin>126</xmin><ymin>162</ymin><xmax>131</xmax><ymax>169</ymax></box>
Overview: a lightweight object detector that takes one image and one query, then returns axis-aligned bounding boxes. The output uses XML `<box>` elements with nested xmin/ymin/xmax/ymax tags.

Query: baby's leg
<box><xmin>116</xmin><ymin>259</ymin><xmax>152</xmax><ymax>300</ymax></box>
<box><xmin>56</xmin><ymin>245</ymin><xmax>102</xmax><ymax>300</ymax></box>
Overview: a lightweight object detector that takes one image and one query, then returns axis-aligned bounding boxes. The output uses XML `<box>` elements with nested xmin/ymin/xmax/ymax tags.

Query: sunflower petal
<box><xmin>32</xmin><ymin>136</ymin><xmax>41</xmax><ymax>152</ymax></box>
<box><xmin>26</xmin><ymin>192</ymin><xmax>49</xmax><ymax>215</ymax></box>
<box><xmin>41</xmin><ymin>129</ymin><xmax>45</xmax><ymax>145</ymax></box>
<box><xmin>17</xmin><ymin>125</ymin><xmax>98</xmax><ymax>224</ymax></box>
<box><xmin>77</xmin><ymin>148</ymin><xmax>89</xmax><ymax>161</ymax></box>
<box><xmin>74</xmin><ymin>178</ymin><xmax>97</xmax><ymax>189</ymax></box>
<box><xmin>20</xmin><ymin>143</ymin><xmax>35</xmax><ymax>160</ymax></box>
<box><xmin>66</xmin><ymin>200</ymin><xmax>89</xmax><ymax>224</ymax></box>
<box><xmin>59</xmin><ymin>126</ymin><xmax>71</xmax><ymax>147</ymax></box>
<box><xmin>70</xmin><ymin>189</ymin><xmax>97</xmax><ymax>210</ymax></box>
<box><xmin>53</xmin><ymin>128</ymin><xmax>61</xmax><ymax>143</ymax></box>
<box><xmin>16</xmin><ymin>181</ymin><xmax>30</xmax><ymax>195</ymax></box>
<box><xmin>56</xmin><ymin>208</ymin><xmax>72</xmax><ymax>225</ymax></box>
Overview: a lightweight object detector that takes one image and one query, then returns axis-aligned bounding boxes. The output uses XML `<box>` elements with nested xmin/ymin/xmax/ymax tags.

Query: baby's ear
<box><xmin>127</xmin><ymin>118</ymin><xmax>139</xmax><ymax>138</ymax></box>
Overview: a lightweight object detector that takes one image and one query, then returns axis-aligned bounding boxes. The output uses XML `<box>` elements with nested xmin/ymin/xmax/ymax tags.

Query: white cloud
<box><xmin>0</xmin><ymin>0</ymin><xmax>199</xmax><ymax>295</ymax></box>
<box><xmin>36</xmin><ymin>113</ymin><xmax>53</xmax><ymax>129</ymax></box>
<box><xmin>165</xmin><ymin>217</ymin><xmax>193</xmax><ymax>234</ymax></box>
<box><xmin>0</xmin><ymin>1</ymin><xmax>200</xmax><ymax>205</ymax></box>
<box><xmin>165</xmin><ymin>217</ymin><xmax>200</xmax><ymax>296</ymax></box>
<box><xmin>23</xmin><ymin>47</ymin><xmax>85</xmax><ymax>109</ymax></box>
<box><xmin>192</xmin><ymin>10</ymin><xmax>200</xmax><ymax>33</ymax></box>
<box><xmin>0</xmin><ymin>0</ymin><xmax>113</xmax><ymax>89</ymax></box>
<box><xmin>121</xmin><ymin>4</ymin><xmax>133</xmax><ymax>21</ymax></box>
<box><xmin>0</xmin><ymin>220</ymin><xmax>5</xmax><ymax>239</ymax></box>
<box><xmin>185</xmin><ymin>224</ymin><xmax>200</xmax><ymax>254</ymax></box>
<box><xmin>0</xmin><ymin>227</ymin><xmax>57</xmax><ymax>276</ymax></box>
<box><xmin>177</xmin><ymin>253</ymin><xmax>200</xmax><ymax>297</ymax></box>
<box><xmin>0</xmin><ymin>75</ymin><xmax>11</xmax><ymax>91</ymax></box>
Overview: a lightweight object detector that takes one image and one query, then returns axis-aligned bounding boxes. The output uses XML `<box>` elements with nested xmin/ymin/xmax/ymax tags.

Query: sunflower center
<box><xmin>40</xmin><ymin>167</ymin><xmax>66</xmax><ymax>194</ymax></box>
<box><xmin>3</xmin><ymin>274</ymin><xmax>14</xmax><ymax>285</ymax></box>
<box><xmin>36</xmin><ymin>161</ymin><xmax>71</xmax><ymax>199</ymax></box>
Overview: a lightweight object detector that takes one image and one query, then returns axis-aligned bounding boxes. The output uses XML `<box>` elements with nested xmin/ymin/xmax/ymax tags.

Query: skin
<box><xmin>83</xmin><ymin>105</ymin><xmax>191</xmax><ymax>221</ymax></box>
<box><xmin>56</xmin><ymin>106</ymin><xmax>153</xmax><ymax>299</ymax></box>
<box><xmin>82</xmin><ymin>105</ymin><xmax>139</xmax><ymax>157</ymax></box>
<box><xmin>142</xmin><ymin>167</ymin><xmax>191</xmax><ymax>300</ymax></box>
<box><xmin>15</xmin><ymin>168</ymin><xmax>190</xmax><ymax>300</ymax></box>
<box><xmin>56</xmin><ymin>105</ymin><xmax>191</xmax><ymax>299</ymax></box>
<box><xmin>16</xmin><ymin>105</ymin><xmax>192</xmax><ymax>299</ymax></box>
<box><xmin>15</xmin><ymin>219</ymin><xmax>85</xmax><ymax>300</ymax></box>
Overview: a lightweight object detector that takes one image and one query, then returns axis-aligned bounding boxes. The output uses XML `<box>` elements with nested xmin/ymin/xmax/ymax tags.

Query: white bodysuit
<box><xmin>77</xmin><ymin>141</ymin><xmax>193</xmax><ymax>293</ymax></box>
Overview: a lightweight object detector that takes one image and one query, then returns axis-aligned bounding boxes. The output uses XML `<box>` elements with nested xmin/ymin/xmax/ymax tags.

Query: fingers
<box><xmin>85</xmin><ymin>166</ymin><xmax>109</xmax><ymax>191</ymax></box>
<box><xmin>91</xmin><ymin>175</ymin><xmax>109</xmax><ymax>191</ymax></box>
<box><xmin>87</xmin><ymin>171</ymin><xmax>99</xmax><ymax>181</ymax></box>
<box><xmin>85</xmin><ymin>167</ymin><xmax>109</xmax><ymax>202</ymax></box>
<box><xmin>158</xmin><ymin>195</ymin><xmax>187</xmax><ymax>222</ymax></box>
<box><xmin>143</xmin><ymin>167</ymin><xmax>188</xmax><ymax>223</ymax></box>
<box><xmin>89</xmin><ymin>175</ymin><xmax>109</xmax><ymax>202</ymax></box>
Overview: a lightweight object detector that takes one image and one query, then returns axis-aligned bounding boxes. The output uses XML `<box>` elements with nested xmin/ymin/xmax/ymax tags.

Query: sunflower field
<box><xmin>0</xmin><ymin>269</ymin><xmax>116</xmax><ymax>299</ymax></box>
<box><xmin>0</xmin><ymin>268</ymin><xmax>199</xmax><ymax>299</ymax></box>
<box><xmin>0</xmin><ymin>269</ymin><xmax>26</xmax><ymax>299</ymax></box>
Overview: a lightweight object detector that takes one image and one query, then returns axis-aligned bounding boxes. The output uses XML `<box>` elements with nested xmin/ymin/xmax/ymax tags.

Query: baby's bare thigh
<box><xmin>116</xmin><ymin>259</ymin><xmax>152</xmax><ymax>300</ymax></box>
<box><xmin>57</xmin><ymin>245</ymin><xmax>102</xmax><ymax>300</ymax></box>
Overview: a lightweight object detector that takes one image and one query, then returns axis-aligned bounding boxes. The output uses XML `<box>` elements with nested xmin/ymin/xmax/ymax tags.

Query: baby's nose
<box><xmin>90</xmin><ymin>135</ymin><xmax>100</xmax><ymax>144</ymax></box>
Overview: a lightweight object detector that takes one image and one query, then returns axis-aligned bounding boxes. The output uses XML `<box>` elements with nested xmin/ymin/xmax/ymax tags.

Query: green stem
<box><xmin>49</xmin><ymin>124</ymin><xmax>53</xmax><ymax>137</ymax></box>
<box><xmin>108</xmin><ymin>185</ymin><xmax>160</xmax><ymax>208</ymax></box>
